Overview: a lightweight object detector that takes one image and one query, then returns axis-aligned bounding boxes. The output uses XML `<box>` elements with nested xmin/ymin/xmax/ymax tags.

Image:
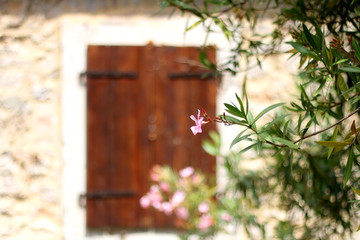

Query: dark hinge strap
<box><xmin>79</xmin><ymin>191</ymin><xmax>136</xmax><ymax>207</ymax></box>
<box><xmin>79</xmin><ymin>71</ymin><xmax>138</xmax><ymax>85</ymax></box>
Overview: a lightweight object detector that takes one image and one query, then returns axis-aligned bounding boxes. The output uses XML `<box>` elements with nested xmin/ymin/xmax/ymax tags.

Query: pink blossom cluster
<box><xmin>140</xmin><ymin>166</ymin><xmax>193</xmax><ymax>219</ymax></box>
<box><xmin>196</xmin><ymin>202</ymin><xmax>214</xmax><ymax>231</ymax></box>
<box><xmin>140</xmin><ymin>165</ymin><xmax>232</xmax><ymax>233</ymax></box>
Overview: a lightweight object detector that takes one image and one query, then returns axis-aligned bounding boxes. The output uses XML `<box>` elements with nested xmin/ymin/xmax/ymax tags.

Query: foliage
<box><xmin>140</xmin><ymin>158</ymin><xmax>265</xmax><ymax>239</ymax></box>
<box><xmin>160</xmin><ymin>0</ymin><xmax>360</xmax><ymax>239</ymax></box>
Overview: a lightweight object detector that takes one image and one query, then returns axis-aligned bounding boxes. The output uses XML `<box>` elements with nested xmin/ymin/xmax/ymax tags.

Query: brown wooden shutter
<box><xmin>86</xmin><ymin>44</ymin><xmax>218</xmax><ymax>230</ymax></box>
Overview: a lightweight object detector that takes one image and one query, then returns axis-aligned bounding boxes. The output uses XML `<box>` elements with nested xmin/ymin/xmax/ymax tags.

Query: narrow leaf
<box><xmin>339</xmin><ymin>66</ymin><xmax>360</xmax><ymax>73</ymax></box>
<box><xmin>224</xmin><ymin>103</ymin><xmax>245</xmax><ymax>118</ymax></box>
<box><xmin>327</xmin><ymin>126</ymin><xmax>338</xmax><ymax>159</ymax></box>
<box><xmin>272</xmin><ymin>137</ymin><xmax>299</xmax><ymax>149</ymax></box>
<box><xmin>230</xmin><ymin>132</ymin><xmax>254</xmax><ymax>149</ymax></box>
<box><xmin>202</xmin><ymin>140</ymin><xmax>218</xmax><ymax>156</ymax></box>
<box><xmin>223</xmin><ymin>115</ymin><xmax>248</xmax><ymax>126</ymax></box>
<box><xmin>287</xmin><ymin>41</ymin><xmax>319</xmax><ymax>60</ymax></box>
<box><xmin>185</xmin><ymin>20</ymin><xmax>202</xmax><ymax>32</ymax></box>
<box><xmin>337</xmin><ymin>74</ymin><xmax>349</xmax><ymax>100</ymax></box>
<box><xmin>352</xmin><ymin>187</ymin><xmax>360</xmax><ymax>196</ymax></box>
<box><xmin>253</xmin><ymin>102</ymin><xmax>285</xmax><ymax>124</ymax></box>
<box><xmin>353</xmin><ymin>40</ymin><xmax>360</xmax><ymax>61</ymax></box>
<box><xmin>264</xmin><ymin>114</ymin><xmax>291</xmax><ymax>130</ymax></box>
<box><xmin>303</xmin><ymin>24</ymin><xmax>317</xmax><ymax>50</ymax></box>
<box><xmin>238</xmin><ymin>143</ymin><xmax>257</xmax><ymax>154</ymax></box>
<box><xmin>235</xmin><ymin>93</ymin><xmax>245</xmax><ymax>115</ymax></box>
<box><xmin>351</xmin><ymin>120</ymin><xmax>357</xmax><ymax>135</ymax></box>
<box><xmin>343</xmin><ymin>148</ymin><xmax>355</xmax><ymax>186</ymax></box>
<box><xmin>247</xmin><ymin>111</ymin><xmax>255</xmax><ymax>126</ymax></box>
<box><xmin>315</xmin><ymin>140</ymin><xmax>352</xmax><ymax>147</ymax></box>
<box><xmin>333</xmin><ymin>58</ymin><xmax>349</xmax><ymax>65</ymax></box>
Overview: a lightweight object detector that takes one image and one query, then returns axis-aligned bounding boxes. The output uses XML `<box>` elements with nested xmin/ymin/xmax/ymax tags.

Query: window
<box><xmin>84</xmin><ymin>44</ymin><xmax>218</xmax><ymax>229</ymax></box>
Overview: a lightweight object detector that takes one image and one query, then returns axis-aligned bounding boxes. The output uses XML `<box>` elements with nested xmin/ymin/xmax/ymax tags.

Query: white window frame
<box><xmin>61</xmin><ymin>15</ymin><xmax>235</xmax><ymax>240</ymax></box>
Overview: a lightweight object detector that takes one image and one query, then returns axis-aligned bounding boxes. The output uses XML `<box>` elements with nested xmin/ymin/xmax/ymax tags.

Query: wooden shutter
<box><xmin>86</xmin><ymin>44</ymin><xmax>218</xmax><ymax>229</ymax></box>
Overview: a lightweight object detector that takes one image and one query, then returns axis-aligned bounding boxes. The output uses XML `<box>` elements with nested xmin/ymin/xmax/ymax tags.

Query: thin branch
<box><xmin>257</xmin><ymin>107</ymin><xmax>360</xmax><ymax>148</ymax></box>
<box><xmin>294</xmin><ymin>107</ymin><xmax>360</xmax><ymax>144</ymax></box>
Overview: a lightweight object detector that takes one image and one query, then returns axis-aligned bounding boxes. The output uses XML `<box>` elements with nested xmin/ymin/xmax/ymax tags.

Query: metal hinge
<box><xmin>79</xmin><ymin>71</ymin><xmax>138</xmax><ymax>85</ymax></box>
<box><xmin>79</xmin><ymin>190</ymin><xmax>136</xmax><ymax>207</ymax></box>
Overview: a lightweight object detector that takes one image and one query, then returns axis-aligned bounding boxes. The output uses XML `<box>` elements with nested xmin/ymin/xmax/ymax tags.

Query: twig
<box><xmin>294</xmin><ymin>107</ymin><xmax>360</xmax><ymax>144</ymax></box>
<box><xmin>254</xmin><ymin>107</ymin><xmax>360</xmax><ymax>148</ymax></box>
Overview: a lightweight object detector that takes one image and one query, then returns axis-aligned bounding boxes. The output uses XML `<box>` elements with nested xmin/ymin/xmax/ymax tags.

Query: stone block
<box><xmin>0</xmin><ymin>97</ymin><xmax>26</xmax><ymax>113</ymax></box>
<box><xmin>31</xmin><ymin>85</ymin><xmax>52</xmax><ymax>102</ymax></box>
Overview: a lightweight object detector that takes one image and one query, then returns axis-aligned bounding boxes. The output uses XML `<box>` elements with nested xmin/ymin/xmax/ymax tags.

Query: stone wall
<box><xmin>0</xmin><ymin>2</ymin><xmax>62</xmax><ymax>240</ymax></box>
<box><xmin>0</xmin><ymin>1</ymin><xmax>179</xmax><ymax>239</ymax></box>
<box><xmin>0</xmin><ymin>1</ymin><xmax>297</xmax><ymax>240</ymax></box>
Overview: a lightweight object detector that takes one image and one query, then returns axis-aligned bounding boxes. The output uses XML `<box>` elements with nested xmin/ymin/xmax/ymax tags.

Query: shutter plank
<box><xmin>87</xmin><ymin>45</ymin><xmax>112</xmax><ymax>228</ymax></box>
<box><xmin>108</xmin><ymin>46</ymin><xmax>140</xmax><ymax>228</ymax></box>
<box><xmin>137</xmin><ymin>44</ymin><xmax>155</xmax><ymax>228</ymax></box>
<box><xmin>86</xmin><ymin>46</ymin><xmax>141</xmax><ymax>229</ymax></box>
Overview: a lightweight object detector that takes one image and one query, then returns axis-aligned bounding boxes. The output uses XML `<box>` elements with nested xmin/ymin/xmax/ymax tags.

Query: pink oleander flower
<box><xmin>221</xmin><ymin>212</ymin><xmax>233</xmax><ymax>222</ymax></box>
<box><xmin>190</xmin><ymin>109</ymin><xmax>205</xmax><ymax>135</ymax></box>
<box><xmin>152</xmin><ymin>201</ymin><xmax>162</xmax><ymax>210</ymax></box>
<box><xmin>175</xmin><ymin>207</ymin><xmax>189</xmax><ymax>219</ymax></box>
<box><xmin>150</xmin><ymin>165</ymin><xmax>161</xmax><ymax>181</ymax></box>
<box><xmin>170</xmin><ymin>190</ymin><xmax>186</xmax><ymax>207</ymax></box>
<box><xmin>161</xmin><ymin>202</ymin><xmax>173</xmax><ymax>215</ymax></box>
<box><xmin>148</xmin><ymin>185</ymin><xmax>163</xmax><ymax>203</ymax></box>
<box><xmin>139</xmin><ymin>195</ymin><xmax>151</xmax><ymax>208</ymax></box>
<box><xmin>197</xmin><ymin>214</ymin><xmax>214</xmax><ymax>231</ymax></box>
<box><xmin>198</xmin><ymin>202</ymin><xmax>210</xmax><ymax>214</ymax></box>
<box><xmin>159</xmin><ymin>181</ymin><xmax>171</xmax><ymax>192</ymax></box>
<box><xmin>179</xmin><ymin>166</ymin><xmax>194</xmax><ymax>178</ymax></box>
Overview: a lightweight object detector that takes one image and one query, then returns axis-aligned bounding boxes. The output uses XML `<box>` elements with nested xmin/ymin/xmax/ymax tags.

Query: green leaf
<box><xmin>333</xmin><ymin>58</ymin><xmax>349</xmax><ymax>65</ymax></box>
<box><xmin>315</xmin><ymin>140</ymin><xmax>352</xmax><ymax>147</ymax></box>
<box><xmin>339</xmin><ymin>66</ymin><xmax>360</xmax><ymax>73</ymax></box>
<box><xmin>303</xmin><ymin>24</ymin><xmax>317</xmax><ymax>50</ymax></box>
<box><xmin>230</xmin><ymin>133</ymin><xmax>255</xmax><ymax>149</ymax></box>
<box><xmin>185</xmin><ymin>20</ymin><xmax>202</xmax><ymax>32</ymax></box>
<box><xmin>272</xmin><ymin>137</ymin><xmax>299</xmax><ymax>149</ymax></box>
<box><xmin>230</xmin><ymin>128</ymin><xmax>249</xmax><ymax>149</ymax></box>
<box><xmin>238</xmin><ymin>143</ymin><xmax>257</xmax><ymax>154</ymax></box>
<box><xmin>199</xmin><ymin>49</ymin><xmax>216</xmax><ymax>69</ymax></box>
<box><xmin>223</xmin><ymin>115</ymin><xmax>248</xmax><ymax>126</ymax></box>
<box><xmin>263</xmin><ymin>114</ymin><xmax>291</xmax><ymax>130</ymax></box>
<box><xmin>235</xmin><ymin>93</ymin><xmax>246</xmax><ymax>116</ymax></box>
<box><xmin>253</xmin><ymin>102</ymin><xmax>285</xmax><ymax>124</ymax></box>
<box><xmin>343</xmin><ymin>148</ymin><xmax>355</xmax><ymax>187</ymax></box>
<box><xmin>224</xmin><ymin>103</ymin><xmax>245</xmax><ymax>118</ymax></box>
<box><xmin>214</xmin><ymin>18</ymin><xmax>233</xmax><ymax>41</ymax></box>
<box><xmin>352</xmin><ymin>187</ymin><xmax>360</xmax><ymax>196</ymax></box>
<box><xmin>209</xmin><ymin>131</ymin><xmax>221</xmax><ymax>148</ymax></box>
<box><xmin>351</xmin><ymin>120</ymin><xmax>357</xmax><ymax>135</ymax></box>
<box><xmin>202</xmin><ymin>139</ymin><xmax>218</xmax><ymax>156</ymax></box>
<box><xmin>353</xmin><ymin>40</ymin><xmax>360</xmax><ymax>61</ymax></box>
<box><xmin>287</xmin><ymin>41</ymin><xmax>319</xmax><ymax>60</ymax></box>
<box><xmin>247</xmin><ymin>111</ymin><xmax>255</xmax><ymax>126</ymax></box>
<box><xmin>322</xmin><ymin>45</ymin><xmax>330</xmax><ymax>66</ymax></box>
<box><xmin>337</xmin><ymin>74</ymin><xmax>349</xmax><ymax>100</ymax></box>
<box><xmin>327</xmin><ymin>126</ymin><xmax>338</xmax><ymax>159</ymax></box>
<box><xmin>297</xmin><ymin>114</ymin><xmax>303</xmax><ymax>134</ymax></box>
